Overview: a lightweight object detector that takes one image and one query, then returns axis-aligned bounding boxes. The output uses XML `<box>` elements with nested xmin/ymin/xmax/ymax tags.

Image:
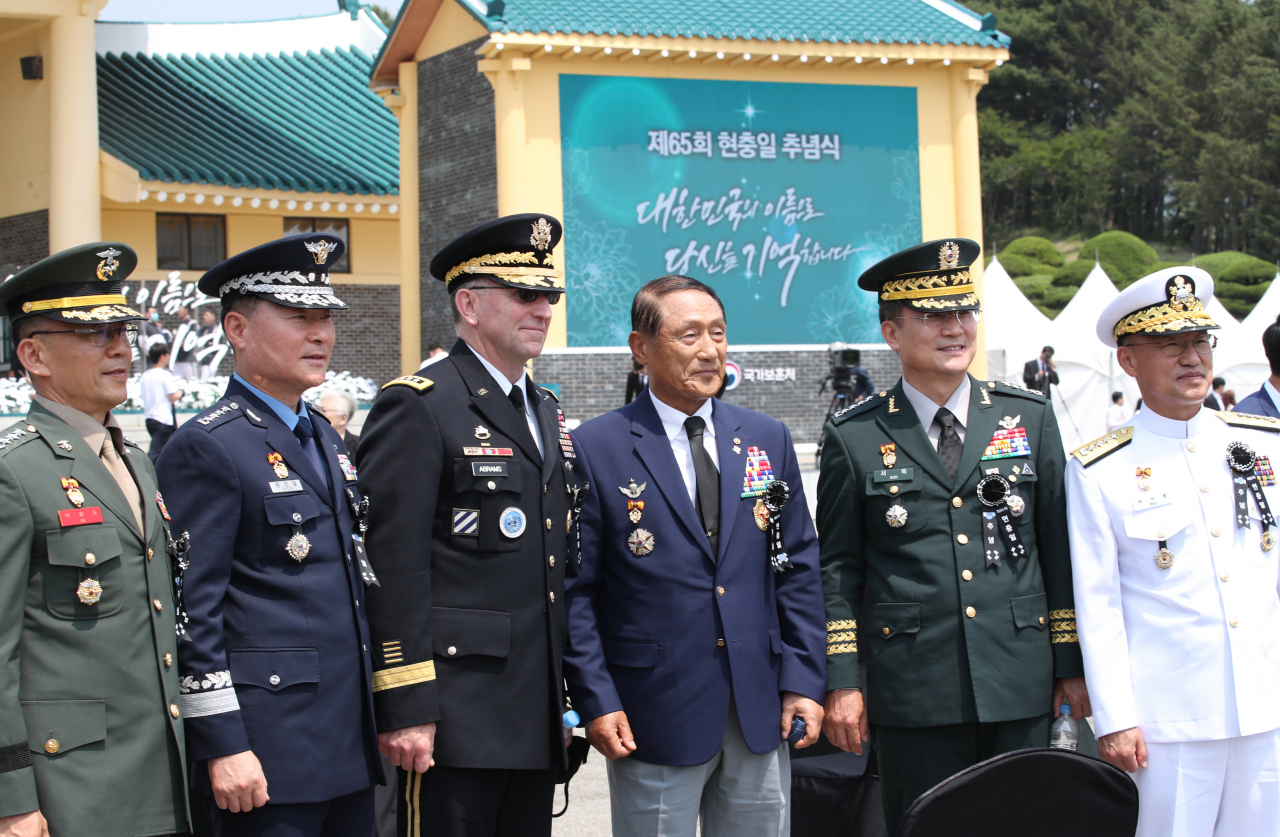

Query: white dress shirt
<box><xmin>1066</xmin><ymin>405</ymin><xmax>1280</xmax><ymax>742</ymax></box>
<box><xmin>649</xmin><ymin>390</ymin><xmax>718</xmax><ymax>504</ymax></box>
<box><xmin>1264</xmin><ymin>380</ymin><xmax>1280</xmax><ymax>411</ymax></box>
<box><xmin>901</xmin><ymin>375</ymin><xmax>971</xmax><ymax>448</ymax></box>
<box><xmin>472</xmin><ymin>347</ymin><xmax>543</xmax><ymax>459</ymax></box>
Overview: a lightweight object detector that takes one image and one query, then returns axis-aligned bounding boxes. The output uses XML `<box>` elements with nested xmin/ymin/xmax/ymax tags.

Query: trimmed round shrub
<box><xmin>1080</xmin><ymin>231</ymin><xmax>1157</xmax><ymax>284</ymax></box>
<box><xmin>1013</xmin><ymin>274</ymin><xmax>1052</xmax><ymax>302</ymax></box>
<box><xmin>1052</xmin><ymin>259</ymin><xmax>1120</xmax><ymax>287</ymax></box>
<box><xmin>1191</xmin><ymin>251</ymin><xmax>1262</xmax><ymax>281</ymax></box>
<box><xmin>1219</xmin><ymin>257</ymin><xmax>1277</xmax><ymax>286</ymax></box>
<box><xmin>999</xmin><ymin>252</ymin><xmax>1046</xmax><ymax>277</ymax></box>
<box><xmin>1003</xmin><ymin>236</ymin><xmax>1065</xmax><ymax>269</ymax></box>
<box><xmin>1214</xmin><ymin>281</ymin><xmax>1267</xmax><ymax>304</ymax></box>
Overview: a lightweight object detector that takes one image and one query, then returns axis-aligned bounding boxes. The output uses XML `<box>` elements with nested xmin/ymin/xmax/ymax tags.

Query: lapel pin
<box><xmin>57</xmin><ymin>440</ymin><xmax>72</xmax><ymax>451</ymax></box>
<box><xmin>888</xmin><ymin>396</ymin><xmax>900</xmax><ymax>413</ymax></box>
<box><xmin>980</xmin><ymin>388</ymin><xmax>993</xmax><ymax>405</ymax></box>
<box><xmin>477</xmin><ymin>387</ymin><xmax>489</xmax><ymax>396</ymax></box>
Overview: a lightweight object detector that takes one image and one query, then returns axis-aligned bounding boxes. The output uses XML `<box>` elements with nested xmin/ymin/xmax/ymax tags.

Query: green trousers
<box><xmin>872</xmin><ymin>714</ymin><xmax>1051</xmax><ymax>835</ymax></box>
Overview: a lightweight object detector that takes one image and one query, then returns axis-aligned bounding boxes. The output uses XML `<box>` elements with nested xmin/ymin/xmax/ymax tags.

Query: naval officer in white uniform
<box><xmin>1066</xmin><ymin>266</ymin><xmax>1280</xmax><ymax>837</ymax></box>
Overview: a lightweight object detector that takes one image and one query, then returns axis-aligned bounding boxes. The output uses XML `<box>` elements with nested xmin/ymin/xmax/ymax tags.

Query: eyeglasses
<box><xmin>470</xmin><ymin>287</ymin><xmax>562</xmax><ymax>305</ymax></box>
<box><xmin>897</xmin><ymin>310</ymin><xmax>982</xmax><ymax>329</ymax></box>
<box><xmin>27</xmin><ymin>323</ymin><xmax>140</xmax><ymax>347</ymax></box>
<box><xmin>1126</xmin><ymin>334</ymin><xmax>1218</xmax><ymax>356</ymax></box>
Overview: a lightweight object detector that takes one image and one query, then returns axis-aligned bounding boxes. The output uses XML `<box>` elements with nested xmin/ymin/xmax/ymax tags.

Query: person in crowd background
<box><xmin>1068</xmin><ymin>266</ymin><xmax>1280</xmax><ymax>836</ymax></box>
<box><xmin>1234</xmin><ymin>315</ymin><xmax>1280</xmax><ymax>418</ymax></box>
<box><xmin>197</xmin><ymin>307</ymin><xmax>221</xmax><ymax>380</ymax></box>
<box><xmin>420</xmin><ymin>340</ymin><xmax>448</xmax><ymax>368</ymax></box>
<box><xmin>1106</xmin><ymin>391</ymin><xmax>1129</xmax><ymax>432</ymax></box>
<box><xmin>566</xmin><ymin>275</ymin><xmax>825</xmax><ymax>837</ymax></box>
<box><xmin>140</xmin><ymin>342</ymin><xmax>183</xmax><ymax>465</ymax></box>
<box><xmin>1204</xmin><ymin>376</ymin><xmax>1227</xmax><ymax>410</ymax></box>
<box><xmin>172</xmin><ymin>306</ymin><xmax>199</xmax><ymax>380</ymax></box>
<box><xmin>1023</xmin><ymin>345</ymin><xmax>1059</xmax><ymax>394</ymax></box>
<box><xmin>624</xmin><ymin>357</ymin><xmax>647</xmax><ymax>404</ymax></box>
<box><xmin>1223</xmin><ymin>389</ymin><xmax>1237</xmax><ymax>410</ymax></box>
<box><xmin>318</xmin><ymin>390</ymin><xmax>360</xmax><ymax>464</ymax></box>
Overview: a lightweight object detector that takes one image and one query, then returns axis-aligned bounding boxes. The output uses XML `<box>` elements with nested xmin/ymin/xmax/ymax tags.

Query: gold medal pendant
<box><xmin>880</xmin><ymin>443</ymin><xmax>897</xmax><ymax>468</ymax></box>
<box><xmin>1136</xmin><ymin>467</ymin><xmax>1152</xmax><ymax>492</ymax></box>
<box><xmin>753</xmin><ymin>499</ymin><xmax>770</xmax><ymax>532</ymax></box>
<box><xmin>627</xmin><ymin>500</ymin><xmax>644</xmax><ymax>524</ymax></box>
<box><xmin>1154</xmin><ymin>546</ymin><xmax>1175</xmax><ymax>570</ymax></box>
<box><xmin>60</xmin><ymin>477</ymin><xmax>84</xmax><ymax>508</ymax></box>
<box><xmin>268</xmin><ymin>452</ymin><xmax>289</xmax><ymax>480</ymax></box>
<box><xmin>286</xmin><ymin>532</ymin><xmax>311</xmax><ymax>562</ymax></box>
<box><xmin>1263</xmin><ymin>530</ymin><xmax>1276</xmax><ymax>552</ymax></box>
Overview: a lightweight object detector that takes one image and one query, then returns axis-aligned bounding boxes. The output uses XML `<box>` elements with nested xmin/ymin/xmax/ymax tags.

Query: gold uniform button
<box><xmin>546</xmin><ymin>518</ymin><xmax>553</xmax><ymax>530</ymax></box>
<box><xmin>961</xmin><ymin>569</ymin><xmax>973</xmax><ymax>581</ymax></box>
<box><xmin>164</xmin><ymin>653</ymin><xmax>173</xmax><ymax>667</ymax></box>
<box><xmin>1201</xmin><ymin>485</ymin><xmax>1210</xmax><ymax>493</ymax></box>
<box><xmin>1008</xmin><ymin>475</ymin><xmax>1018</xmax><ymax>483</ymax></box>
<box><xmin>44</xmin><ymin>739</ymin><xmax>59</xmax><ymax>754</ymax></box>
<box><xmin>1039</xmin><ymin>616</ymin><xmax>1046</xmax><ymax>625</ymax></box>
<box><xmin>447</xmin><ymin>646</ymin><xmax>457</xmax><ymax>656</ymax></box>
<box><xmin>878</xmin><ymin>391</ymin><xmax>887</xmax><ymax>397</ymax></box>
<box><xmin>549</xmin><ymin>555</ymin><xmax>555</xmax><ymax>567</ymax></box>
<box><xmin>987</xmin><ymin>381</ymin><xmax>997</xmax><ymax>389</ymax></box>
<box><xmin>147</xmin><ymin>548</ymin><xmax>154</xmax><ymax>561</ymax></box>
<box><xmin>549</xmin><ymin>592</ymin><xmax>556</xmax><ymax>604</ymax></box>
<box><xmin>952</xmin><ymin>497</ymin><xmax>962</xmax><ymax>508</ymax></box>
<box><xmin>85</xmin><ymin>553</ymin><xmax>96</xmax><ymax>566</ymax></box>
<box><xmin>169</xmin><ymin>703</ymin><xmax>180</xmax><ymax>718</ymax></box>
<box><xmin>1230</xmin><ymin>617</ymin><xmax>1239</xmax><ymax>628</ymax></box>
<box><xmin>966</xmin><ymin>606</ymin><xmax>977</xmax><ymax>618</ymax></box>
<box><xmin>1212</xmin><ymin>529</ymin><xmax>1222</xmax><ymax>537</ymax></box>
<box><xmin>882</xmin><ymin>626</ymin><xmax>891</xmax><ymax>635</ymax></box>
<box><xmin>717</xmin><ymin>586</ymin><xmax>726</xmax><ymax>596</ymax></box>
<box><xmin>1157</xmin><ymin>530</ymin><xmax>1167</xmax><ymax>540</ymax></box>
<box><xmin>889</xmin><ymin>485</ymin><xmax>899</xmax><ymax>494</ymax></box>
<box><xmin>716</xmin><ymin>639</ymin><xmax>726</xmax><ymax>647</ymax></box>
<box><xmin>153</xmin><ymin>599</ymin><xmax>163</xmax><ymax>612</ymax></box>
<box><xmin>1187</xmin><ymin>442</ymin><xmax>1196</xmax><ymax>452</ymax></box>
<box><xmin>1221</xmin><ymin>572</ymin><xmax>1230</xmax><ymax>582</ymax></box>
<box><xmin>25</xmin><ymin>425</ymin><xmax>35</xmax><ymax>432</ymax></box>
<box><xmin>957</xmin><ymin>534</ymin><xmax>969</xmax><ymax>545</ymax></box>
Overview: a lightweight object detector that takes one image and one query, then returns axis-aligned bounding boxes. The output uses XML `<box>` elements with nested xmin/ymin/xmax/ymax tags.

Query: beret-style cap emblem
<box><xmin>96</xmin><ymin>248</ymin><xmax>122</xmax><ymax>281</ymax></box>
<box><xmin>304</xmin><ymin>240</ymin><xmax>338</xmax><ymax>265</ymax></box>
<box><xmin>939</xmin><ymin>241</ymin><xmax>960</xmax><ymax>270</ymax></box>
<box><xmin>530</xmin><ymin>218</ymin><xmax>553</xmax><ymax>252</ymax></box>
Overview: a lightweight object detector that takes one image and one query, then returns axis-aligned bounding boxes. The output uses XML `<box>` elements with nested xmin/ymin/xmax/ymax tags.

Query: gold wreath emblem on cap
<box><xmin>530</xmin><ymin>218</ymin><xmax>553</xmax><ymax>252</ymax></box>
<box><xmin>938</xmin><ymin>241</ymin><xmax>960</xmax><ymax>270</ymax></box>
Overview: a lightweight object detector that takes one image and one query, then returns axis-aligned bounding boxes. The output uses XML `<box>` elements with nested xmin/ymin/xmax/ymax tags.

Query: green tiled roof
<box><xmin>464</xmin><ymin>0</ymin><xmax>1008</xmax><ymax>48</ymax></box>
<box><xmin>98</xmin><ymin>47</ymin><xmax>398</xmax><ymax>196</ymax></box>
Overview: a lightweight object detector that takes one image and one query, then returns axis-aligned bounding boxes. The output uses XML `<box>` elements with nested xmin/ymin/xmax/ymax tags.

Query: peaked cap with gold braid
<box><xmin>857</xmin><ymin>238</ymin><xmax>982</xmax><ymax>312</ymax></box>
<box><xmin>0</xmin><ymin>241</ymin><xmax>142</xmax><ymax>329</ymax></box>
<box><xmin>429</xmin><ymin>213</ymin><xmax>565</xmax><ymax>292</ymax></box>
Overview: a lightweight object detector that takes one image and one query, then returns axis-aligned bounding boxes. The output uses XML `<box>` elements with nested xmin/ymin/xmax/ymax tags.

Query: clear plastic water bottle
<box><xmin>1050</xmin><ymin>702</ymin><xmax>1079</xmax><ymax>751</ymax></box>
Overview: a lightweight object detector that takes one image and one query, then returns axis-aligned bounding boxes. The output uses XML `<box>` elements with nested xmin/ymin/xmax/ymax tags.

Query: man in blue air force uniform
<box><xmin>157</xmin><ymin>234</ymin><xmax>383</xmax><ymax>836</ymax></box>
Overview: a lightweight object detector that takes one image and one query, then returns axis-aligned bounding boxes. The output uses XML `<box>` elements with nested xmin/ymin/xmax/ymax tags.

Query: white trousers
<box><xmin>1134</xmin><ymin>728</ymin><xmax>1280</xmax><ymax>837</ymax></box>
<box><xmin>606</xmin><ymin>701</ymin><xmax>790</xmax><ymax>837</ymax></box>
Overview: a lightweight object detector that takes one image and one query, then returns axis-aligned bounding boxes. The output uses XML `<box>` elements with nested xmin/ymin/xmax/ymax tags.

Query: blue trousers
<box><xmin>207</xmin><ymin>787</ymin><xmax>374</xmax><ymax>837</ymax></box>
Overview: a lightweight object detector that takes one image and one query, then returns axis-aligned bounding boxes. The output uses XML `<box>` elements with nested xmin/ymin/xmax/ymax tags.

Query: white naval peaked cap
<box><xmin>1095</xmin><ymin>265</ymin><xmax>1219</xmax><ymax>349</ymax></box>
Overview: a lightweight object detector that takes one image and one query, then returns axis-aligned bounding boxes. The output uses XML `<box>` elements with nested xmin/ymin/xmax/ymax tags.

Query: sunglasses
<box><xmin>27</xmin><ymin>322</ymin><xmax>140</xmax><ymax>347</ymax></box>
<box><xmin>470</xmin><ymin>287</ymin><xmax>562</xmax><ymax>305</ymax></box>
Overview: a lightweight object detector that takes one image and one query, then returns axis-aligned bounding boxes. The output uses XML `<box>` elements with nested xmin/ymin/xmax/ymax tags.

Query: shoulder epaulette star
<box><xmin>1216</xmin><ymin>410</ymin><xmax>1280</xmax><ymax>433</ymax></box>
<box><xmin>192</xmin><ymin>400</ymin><xmax>244</xmax><ymax>430</ymax></box>
<box><xmin>1070</xmin><ymin>426</ymin><xmax>1135</xmax><ymax>467</ymax></box>
<box><xmin>831</xmin><ymin>391</ymin><xmax>887</xmax><ymax>425</ymax></box>
<box><xmin>0</xmin><ymin>422</ymin><xmax>39</xmax><ymax>456</ymax></box>
<box><xmin>381</xmin><ymin>375</ymin><xmax>434</xmax><ymax>392</ymax></box>
<box><xmin>991</xmin><ymin>380</ymin><xmax>1047</xmax><ymax>400</ymax></box>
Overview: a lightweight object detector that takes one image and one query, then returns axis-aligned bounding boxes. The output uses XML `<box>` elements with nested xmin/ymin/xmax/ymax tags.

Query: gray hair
<box><xmin>320</xmin><ymin>390</ymin><xmax>357</xmax><ymax>422</ymax></box>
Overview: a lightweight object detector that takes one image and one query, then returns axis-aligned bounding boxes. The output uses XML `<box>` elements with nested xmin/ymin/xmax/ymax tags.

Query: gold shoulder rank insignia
<box><xmin>1070</xmin><ymin>426</ymin><xmax>1135</xmax><ymax>467</ymax></box>
<box><xmin>1216</xmin><ymin>410</ymin><xmax>1280</xmax><ymax>432</ymax></box>
<box><xmin>382</xmin><ymin>375</ymin><xmax>435</xmax><ymax>392</ymax></box>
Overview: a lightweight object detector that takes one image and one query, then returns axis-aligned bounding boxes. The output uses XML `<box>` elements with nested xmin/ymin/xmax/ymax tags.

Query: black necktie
<box><xmin>934</xmin><ymin>408</ymin><xmax>963</xmax><ymax>482</ymax></box>
<box><xmin>293</xmin><ymin>415</ymin><xmax>332</xmax><ymax>494</ymax></box>
<box><xmin>508</xmin><ymin>383</ymin><xmax>526</xmax><ymax>414</ymax></box>
<box><xmin>684</xmin><ymin>416</ymin><xmax>720</xmax><ymax>553</ymax></box>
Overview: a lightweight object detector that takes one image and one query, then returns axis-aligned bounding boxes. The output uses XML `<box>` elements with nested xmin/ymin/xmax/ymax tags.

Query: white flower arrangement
<box><xmin>1</xmin><ymin>371</ymin><xmax>377</xmax><ymax>417</ymax></box>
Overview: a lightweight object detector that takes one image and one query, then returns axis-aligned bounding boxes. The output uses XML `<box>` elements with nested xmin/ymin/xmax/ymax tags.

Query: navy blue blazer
<box><xmin>1234</xmin><ymin>385</ymin><xmax>1280</xmax><ymax>418</ymax></box>
<box><xmin>564</xmin><ymin>395</ymin><xmax>826</xmax><ymax>766</ymax></box>
<box><xmin>156</xmin><ymin>379</ymin><xmax>382</xmax><ymax>804</ymax></box>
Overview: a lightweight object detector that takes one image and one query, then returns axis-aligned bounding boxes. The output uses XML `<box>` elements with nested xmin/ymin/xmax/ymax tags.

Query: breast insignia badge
<box><xmin>500</xmin><ymin>507</ymin><xmax>527</xmax><ymax>539</ymax></box>
<box><xmin>60</xmin><ymin>477</ymin><xmax>84</xmax><ymax>508</ymax></box>
<box><xmin>619</xmin><ymin>479</ymin><xmax>646</xmax><ymax>499</ymax></box>
<box><xmin>627</xmin><ymin>528</ymin><xmax>655</xmax><ymax>556</ymax></box>
<box><xmin>268</xmin><ymin>452</ymin><xmax>289</xmax><ymax>480</ymax></box>
<box><xmin>886</xmin><ymin>505</ymin><xmax>908</xmax><ymax>529</ymax></box>
<box><xmin>57</xmin><ymin>440</ymin><xmax>72</xmax><ymax>451</ymax></box>
<box><xmin>999</xmin><ymin>415</ymin><xmax>1021</xmax><ymax>430</ymax></box>
<box><xmin>76</xmin><ymin>577</ymin><xmax>103</xmax><ymax>605</ymax></box>
<box><xmin>475</xmin><ymin>426</ymin><xmax>491</xmax><ymax>440</ymax></box>
<box><xmin>286</xmin><ymin>532</ymin><xmax>311</xmax><ymax>562</ymax></box>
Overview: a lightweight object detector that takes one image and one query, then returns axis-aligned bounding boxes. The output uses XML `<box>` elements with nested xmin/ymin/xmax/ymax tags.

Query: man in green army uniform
<box><xmin>817</xmin><ymin>239</ymin><xmax>1089</xmax><ymax>833</ymax></box>
<box><xmin>0</xmin><ymin>244</ymin><xmax>189</xmax><ymax>837</ymax></box>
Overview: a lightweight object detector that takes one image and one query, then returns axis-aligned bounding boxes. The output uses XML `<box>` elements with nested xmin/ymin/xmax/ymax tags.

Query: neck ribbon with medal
<box><xmin>155</xmin><ymin>491</ymin><xmax>193</xmax><ymax>641</ymax></box>
<box><xmin>1227</xmin><ymin>441</ymin><xmax>1276</xmax><ymax>553</ymax></box>
<box><xmin>975</xmin><ymin>473</ymin><xmax>1027</xmax><ymax>568</ymax></box>
<box><xmin>345</xmin><ymin>487</ymin><xmax>380</xmax><ymax>586</ymax></box>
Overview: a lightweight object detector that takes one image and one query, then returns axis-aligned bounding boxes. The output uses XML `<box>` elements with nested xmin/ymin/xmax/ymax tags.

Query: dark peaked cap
<box><xmin>859</xmin><ymin>238</ymin><xmax>982</xmax><ymax>312</ymax></box>
<box><xmin>0</xmin><ymin>242</ymin><xmax>142</xmax><ymax>325</ymax></box>
<box><xmin>430</xmin><ymin>213</ymin><xmax>565</xmax><ymax>292</ymax></box>
<box><xmin>198</xmin><ymin>233</ymin><xmax>348</xmax><ymax>310</ymax></box>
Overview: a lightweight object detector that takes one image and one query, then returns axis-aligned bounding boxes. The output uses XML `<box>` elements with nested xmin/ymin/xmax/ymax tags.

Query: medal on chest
<box><xmin>1227</xmin><ymin>441</ymin><xmax>1276</xmax><ymax>552</ymax></box>
<box><xmin>976</xmin><ymin>474</ymin><xmax>1027</xmax><ymax>568</ymax></box>
<box><xmin>268</xmin><ymin>452</ymin><xmax>288</xmax><ymax>480</ymax></box>
<box><xmin>60</xmin><ymin>477</ymin><xmax>84</xmax><ymax>508</ymax></box>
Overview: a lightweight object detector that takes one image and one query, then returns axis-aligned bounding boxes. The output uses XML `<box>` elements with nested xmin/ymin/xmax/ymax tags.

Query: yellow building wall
<box><xmin>349</xmin><ymin>217</ymin><xmax>400</xmax><ymax>277</ymax></box>
<box><xmin>414</xmin><ymin>0</ymin><xmax>487</xmax><ymax>61</ymax></box>
<box><xmin>0</xmin><ymin>21</ymin><xmax>51</xmax><ymax>219</ymax></box>
<box><xmin>101</xmin><ymin>206</ymin><xmax>155</xmax><ymax>268</ymax></box>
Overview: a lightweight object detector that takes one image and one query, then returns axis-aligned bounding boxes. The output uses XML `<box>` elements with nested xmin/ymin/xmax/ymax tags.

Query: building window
<box><xmin>157</xmin><ymin>214</ymin><xmax>226</xmax><ymax>270</ymax></box>
<box><xmin>284</xmin><ymin>218</ymin><xmax>350</xmax><ymax>272</ymax></box>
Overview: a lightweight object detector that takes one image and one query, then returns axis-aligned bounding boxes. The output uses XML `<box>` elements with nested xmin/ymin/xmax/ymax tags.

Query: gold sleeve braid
<box><xmin>1049</xmin><ymin>609</ymin><xmax>1078</xmax><ymax>644</ymax></box>
<box><xmin>826</xmin><ymin>620</ymin><xmax>857</xmax><ymax>654</ymax></box>
<box><xmin>371</xmin><ymin>660</ymin><xmax>436</xmax><ymax>692</ymax></box>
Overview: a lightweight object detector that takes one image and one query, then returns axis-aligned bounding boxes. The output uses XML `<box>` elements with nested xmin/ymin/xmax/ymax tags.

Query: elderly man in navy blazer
<box><xmin>157</xmin><ymin>235</ymin><xmax>383</xmax><ymax>837</ymax></box>
<box><xmin>1235</xmin><ymin>315</ymin><xmax>1280</xmax><ymax>417</ymax></box>
<box><xmin>565</xmin><ymin>275</ymin><xmax>826</xmax><ymax>837</ymax></box>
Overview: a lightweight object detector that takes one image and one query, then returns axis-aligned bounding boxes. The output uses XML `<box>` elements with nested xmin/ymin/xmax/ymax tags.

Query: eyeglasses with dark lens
<box><xmin>1128</xmin><ymin>334</ymin><xmax>1218</xmax><ymax>356</ymax></box>
<box><xmin>27</xmin><ymin>322</ymin><xmax>140</xmax><ymax>347</ymax></box>
<box><xmin>471</xmin><ymin>286</ymin><xmax>562</xmax><ymax>305</ymax></box>
<box><xmin>901</xmin><ymin>309</ymin><xmax>983</xmax><ymax>328</ymax></box>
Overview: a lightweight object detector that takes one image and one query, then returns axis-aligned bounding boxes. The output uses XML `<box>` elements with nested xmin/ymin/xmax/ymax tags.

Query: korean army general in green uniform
<box><xmin>817</xmin><ymin>240</ymin><xmax>1088</xmax><ymax>833</ymax></box>
<box><xmin>0</xmin><ymin>244</ymin><xmax>189</xmax><ymax>837</ymax></box>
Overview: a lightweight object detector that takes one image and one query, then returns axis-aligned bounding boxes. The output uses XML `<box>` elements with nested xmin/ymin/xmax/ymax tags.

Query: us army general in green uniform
<box><xmin>817</xmin><ymin>240</ymin><xmax>1088</xmax><ymax>834</ymax></box>
<box><xmin>0</xmin><ymin>245</ymin><xmax>188</xmax><ymax>837</ymax></box>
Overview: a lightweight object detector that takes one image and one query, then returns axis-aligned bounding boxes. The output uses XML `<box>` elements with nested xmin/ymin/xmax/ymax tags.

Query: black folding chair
<box><xmin>898</xmin><ymin>748</ymin><xmax>1138</xmax><ymax>837</ymax></box>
